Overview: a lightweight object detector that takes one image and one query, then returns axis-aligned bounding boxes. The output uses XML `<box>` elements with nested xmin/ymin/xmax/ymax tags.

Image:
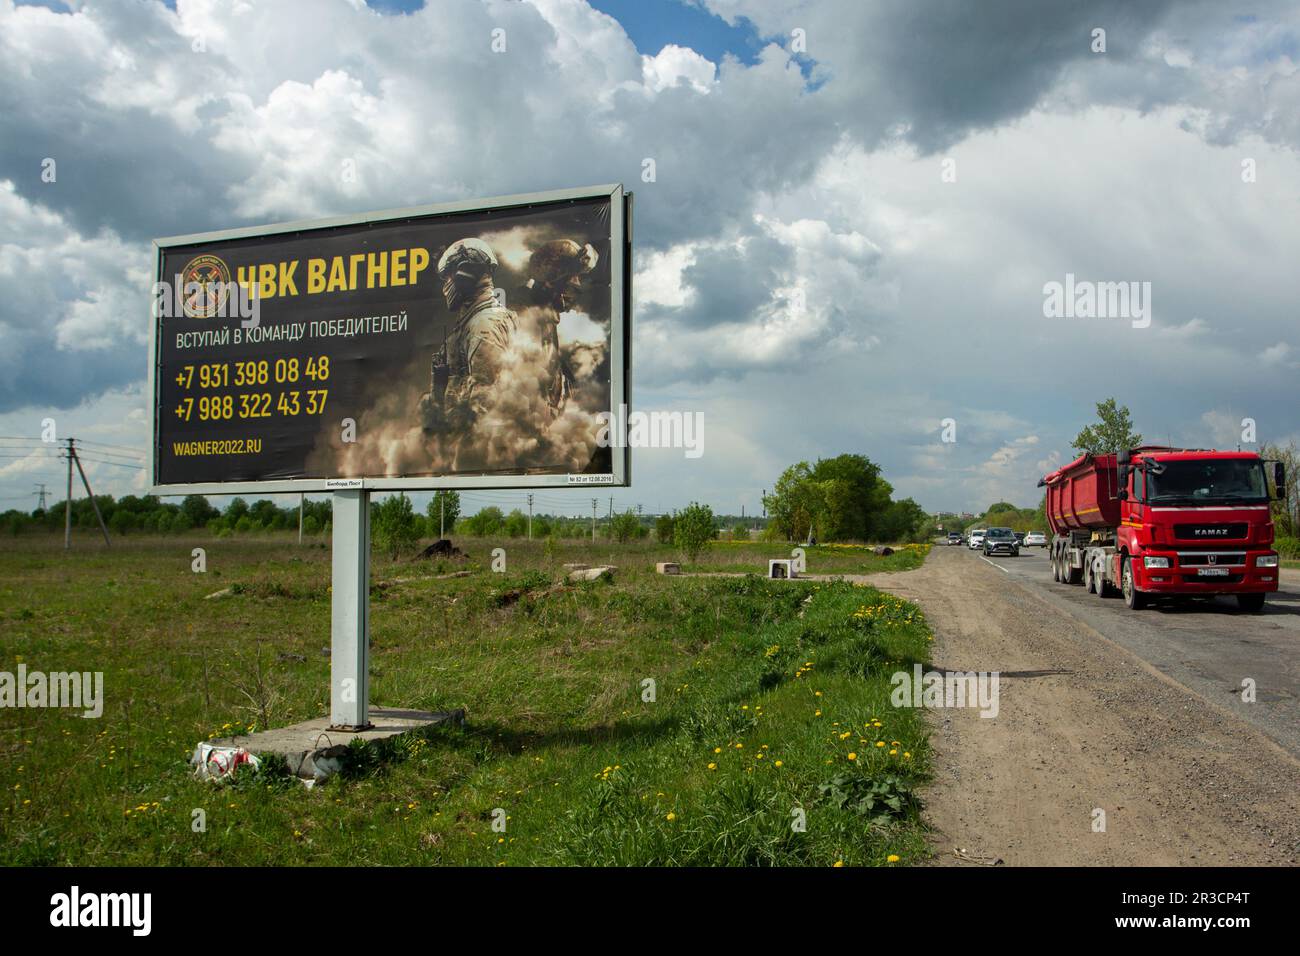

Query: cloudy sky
<box><xmin>2</xmin><ymin>0</ymin><xmax>1298</xmax><ymax>518</ymax></box>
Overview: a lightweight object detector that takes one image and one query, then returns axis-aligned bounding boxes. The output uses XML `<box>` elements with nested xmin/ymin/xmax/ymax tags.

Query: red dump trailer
<box><xmin>1040</xmin><ymin>446</ymin><xmax>1285</xmax><ymax>611</ymax></box>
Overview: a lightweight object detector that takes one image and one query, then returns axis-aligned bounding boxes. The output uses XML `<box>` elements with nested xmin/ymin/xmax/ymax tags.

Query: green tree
<box><xmin>463</xmin><ymin>506</ymin><xmax>504</xmax><ymax>536</ymax></box>
<box><xmin>108</xmin><ymin>509</ymin><xmax>136</xmax><ymax>535</ymax></box>
<box><xmin>876</xmin><ymin>498</ymin><xmax>927</xmax><ymax>542</ymax></box>
<box><xmin>809</xmin><ymin>454</ymin><xmax>893</xmax><ymax>540</ymax></box>
<box><xmin>427</xmin><ymin>491</ymin><xmax>461</xmax><ymax>538</ymax></box>
<box><xmin>372</xmin><ymin>493</ymin><xmax>418</xmax><ymax>559</ymax></box>
<box><xmin>1072</xmin><ymin>398</ymin><xmax>1142</xmax><ymax>455</ymax></box>
<box><xmin>609</xmin><ymin>509</ymin><xmax>641</xmax><ymax>543</ymax></box>
<box><xmin>504</xmin><ymin>509</ymin><xmax>528</xmax><ymax>538</ymax></box>
<box><xmin>763</xmin><ymin>462</ymin><xmax>820</xmax><ymax>542</ymax></box>
<box><xmin>764</xmin><ymin>454</ymin><xmax>894</xmax><ymax>542</ymax></box>
<box><xmin>674</xmin><ymin>502</ymin><xmax>716</xmax><ymax>562</ymax></box>
<box><xmin>181</xmin><ymin>494</ymin><xmax>216</xmax><ymax>526</ymax></box>
<box><xmin>654</xmin><ymin>513</ymin><xmax>676</xmax><ymax>543</ymax></box>
<box><xmin>1261</xmin><ymin>440</ymin><xmax>1298</xmax><ymax>537</ymax></box>
<box><xmin>225</xmin><ymin>497</ymin><xmax>249</xmax><ymax>522</ymax></box>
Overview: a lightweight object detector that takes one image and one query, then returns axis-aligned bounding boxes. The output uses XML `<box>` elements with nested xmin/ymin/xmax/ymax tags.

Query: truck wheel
<box><xmin>1094</xmin><ymin>558</ymin><xmax>1112</xmax><ymax>598</ymax></box>
<box><xmin>1085</xmin><ymin>563</ymin><xmax>1096</xmax><ymax>593</ymax></box>
<box><xmin>1051</xmin><ymin>552</ymin><xmax>1061</xmax><ymax>582</ymax></box>
<box><xmin>1121</xmin><ymin>558</ymin><xmax>1147</xmax><ymax>610</ymax></box>
<box><xmin>1236</xmin><ymin>593</ymin><xmax>1266</xmax><ymax>613</ymax></box>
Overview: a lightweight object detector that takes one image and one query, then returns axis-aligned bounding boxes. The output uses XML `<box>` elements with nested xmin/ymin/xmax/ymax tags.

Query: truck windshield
<box><xmin>1145</xmin><ymin>459</ymin><xmax>1267</xmax><ymax>505</ymax></box>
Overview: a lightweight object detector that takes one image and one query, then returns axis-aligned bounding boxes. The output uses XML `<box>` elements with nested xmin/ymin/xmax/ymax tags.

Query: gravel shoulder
<box><xmin>860</xmin><ymin>546</ymin><xmax>1300</xmax><ymax>866</ymax></box>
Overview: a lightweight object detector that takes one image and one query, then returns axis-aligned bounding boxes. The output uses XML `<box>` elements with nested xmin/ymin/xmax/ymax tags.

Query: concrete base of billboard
<box><xmin>202</xmin><ymin>706</ymin><xmax>465</xmax><ymax>782</ymax></box>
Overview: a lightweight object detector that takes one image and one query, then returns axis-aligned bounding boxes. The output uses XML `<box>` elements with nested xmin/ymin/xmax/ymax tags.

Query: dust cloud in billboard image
<box><xmin>154</xmin><ymin>188</ymin><xmax>624</xmax><ymax>489</ymax></box>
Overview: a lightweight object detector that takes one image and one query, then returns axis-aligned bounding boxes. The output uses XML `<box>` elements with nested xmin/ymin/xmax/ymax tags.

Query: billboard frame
<box><xmin>147</xmin><ymin>183</ymin><xmax>631</xmax><ymax>496</ymax></box>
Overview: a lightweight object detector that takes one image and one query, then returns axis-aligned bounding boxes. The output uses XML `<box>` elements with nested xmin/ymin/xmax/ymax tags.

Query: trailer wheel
<box><xmin>1094</xmin><ymin>557</ymin><xmax>1113</xmax><ymax>598</ymax></box>
<box><xmin>1051</xmin><ymin>550</ymin><xmax>1060</xmax><ymax>582</ymax></box>
<box><xmin>1085</xmin><ymin>562</ymin><xmax>1096</xmax><ymax>593</ymax></box>
<box><xmin>1236</xmin><ymin>593</ymin><xmax>1266</xmax><ymax>613</ymax></box>
<box><xmin>1121</xmin><ymin>558</ymin><xmax>1147</xmax><ymax>610</ymax></box>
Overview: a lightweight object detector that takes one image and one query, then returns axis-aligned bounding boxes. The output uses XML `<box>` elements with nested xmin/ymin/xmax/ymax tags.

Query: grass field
<box><xmin>0</xmin><ymin>533</ymin><xmax>933</xmax><ymax>866</ymax></box>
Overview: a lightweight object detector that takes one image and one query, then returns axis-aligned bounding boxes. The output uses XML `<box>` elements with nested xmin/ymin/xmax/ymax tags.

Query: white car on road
<box><xmin>1023</xmin><ymin>531</ymin><xmax>1047</xmax><ymax>548</ymax></box>
<box><xmin>967</xmin><ymin>529</ymin><xmax>986</xmax><ymax>550</ymax></box>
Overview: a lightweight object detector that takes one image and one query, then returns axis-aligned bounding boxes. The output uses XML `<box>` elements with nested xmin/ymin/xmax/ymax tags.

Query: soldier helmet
<box><xmin>437</xmin><ymin>238</ymin><xmax>499</xmax><ymax>282</ymax></box>
<box><xmin>525</xmin><ymin>240</ymin><xmax>598</xmax><ymax>291</ymax></box>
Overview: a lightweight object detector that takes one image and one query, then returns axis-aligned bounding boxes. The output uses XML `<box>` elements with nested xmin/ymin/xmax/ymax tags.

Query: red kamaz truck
<box><xmin>1040</xmin><ymin>447</ymin><xmax>1286</xmax><ymax>611</ymax></box>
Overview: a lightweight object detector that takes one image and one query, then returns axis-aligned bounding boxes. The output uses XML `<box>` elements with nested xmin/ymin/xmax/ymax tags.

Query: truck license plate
<box><xmin>1197</xmin><ymin>567</ymin><xmax>1229</xmax><ymax>577</ymax></box>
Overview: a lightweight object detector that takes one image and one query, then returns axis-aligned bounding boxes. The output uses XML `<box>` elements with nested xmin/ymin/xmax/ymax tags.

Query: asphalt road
<box><xmin>949</xmin><ymin>542</ymin><xmax>1300</xmax><ymax>757</ymax></box>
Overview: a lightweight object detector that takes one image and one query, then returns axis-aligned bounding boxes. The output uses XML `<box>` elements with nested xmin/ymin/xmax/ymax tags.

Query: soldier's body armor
<box><xmin>443</xmin><ymin>291</ymin><xmax>517</xmax><ymax>417</ymax></box>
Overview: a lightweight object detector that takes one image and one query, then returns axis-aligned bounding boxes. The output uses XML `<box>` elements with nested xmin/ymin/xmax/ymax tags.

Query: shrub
<box><xmin>609</xmin><ymin>509</ymin><xmax>641</xmax><ymax>543</ymax></box>
<box><xmin>372</xmin><ymin>493</ymin><xmax>419</xmax><ymax>559</ymax></box>
<box><xmin>674</xmin><ymin>502</ymin><xmax>716</xmax><ymax>562</ymax></box>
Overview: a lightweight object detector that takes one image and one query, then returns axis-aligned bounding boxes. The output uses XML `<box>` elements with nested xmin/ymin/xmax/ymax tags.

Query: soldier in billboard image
<box><xmin>520</xmin><ymin>238</ymin><xmax>599</xmax><ymax>420</ymax></box>
<box><xmin>418</xmin><ymin>237</ymin><xmax>519</xmax><ymax>470</ymax></box>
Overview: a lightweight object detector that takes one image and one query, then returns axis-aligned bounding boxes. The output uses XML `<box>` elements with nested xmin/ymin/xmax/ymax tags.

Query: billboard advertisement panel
<box><xmin>149</xmin><ymin>184</ymin><xmax>630</xmax><ymax>493</ymax></box>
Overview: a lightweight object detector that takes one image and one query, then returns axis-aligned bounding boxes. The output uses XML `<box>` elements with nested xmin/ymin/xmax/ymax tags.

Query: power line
<box><xmin>75</xmin><ymin>456</ymin><xmax>145</xmax><ymax>470</ymax></box>
<box><xmin>74</xmin><ymin>438</ymin><xmax>146</xmax><ymax>455</ymax></box>
<box><xmin>77</xmin><ymin>449</ymin><xmax>144</xmax><ymax>465</ymax></box>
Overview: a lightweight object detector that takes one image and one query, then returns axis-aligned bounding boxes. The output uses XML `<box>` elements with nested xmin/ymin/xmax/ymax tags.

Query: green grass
<box><xmin>0</xmin><ymin>533</ymin><xmax>933</xmax><ymax>866</ymax></box>
<box><xmin>682</xmin><ymin>541</ymin><xmax>930</xmax><ymax>576</ymax></box>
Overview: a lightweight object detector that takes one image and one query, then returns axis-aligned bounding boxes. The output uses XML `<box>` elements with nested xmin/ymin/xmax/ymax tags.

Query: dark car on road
<box><xmin>983</xmin><ymin>527</ymin><xmax>1020</xmax><ymax>557</ymax></box>
<box><xmin>946</xmin><ymin>532</ymin><xmax>963</xmax><ymax>545</ymax></box>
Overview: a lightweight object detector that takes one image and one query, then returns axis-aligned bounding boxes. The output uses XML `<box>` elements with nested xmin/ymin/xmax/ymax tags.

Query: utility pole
<box><xmin>439</xmin><ymin>493</ymin><xmax>446</xmax><ymax>539</ymax></box>
<box><xmin>33</xmin><ymin>483</ymin><xmax>47</xmax><ymax>511</ymax></box>
<box><xmin>298</xmin><ymin>492</ymin><xmax>304</xmax><ymax>544</ymax></box>
<box><xmin>608</xmin><ymin>496</ymin><xmax>614</xmax><ymax>520</ymax></box>
<box><xmin>66</xmin><ymin>439</ymin><xmax>110</xmax><ymax>547</ymax></box>
<box><xmin>762</xmin><ymin>489</ymin><xmax>767</xmax><ymax>519</ymax></box>
<box><xmin>64</xmin><ymin>439</ymin><xmax>74</xmax><ymax>550</ymax></box>
<box><xmin>591</xmin><ymin>498</ymin><xmax>597</xmax><ymax>541</ymax></box>
<box><xmin>527</xmin><ymin>493</ymin><xmax>534</xmax><ymax>540</ymax></box>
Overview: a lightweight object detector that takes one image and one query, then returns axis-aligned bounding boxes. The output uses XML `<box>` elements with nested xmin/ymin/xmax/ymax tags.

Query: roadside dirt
<box><xmin>857</xmin><ymin>546</ymin><xmax>1300</xmax><ymax>866</ymax></box>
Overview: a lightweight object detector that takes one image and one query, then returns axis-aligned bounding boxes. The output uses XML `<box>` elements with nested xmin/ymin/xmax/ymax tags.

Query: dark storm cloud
<box><xmin>669</xmin><ymin>230</ymin><xmax>792</xmax><ymax>328</ymax></box>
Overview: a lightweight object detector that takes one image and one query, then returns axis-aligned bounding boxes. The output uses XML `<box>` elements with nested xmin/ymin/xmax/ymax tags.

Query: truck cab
<box><xmin>1118</xmin><ymin>450</ymin><xmax>1282</xmax><ymax>609</ymax></box>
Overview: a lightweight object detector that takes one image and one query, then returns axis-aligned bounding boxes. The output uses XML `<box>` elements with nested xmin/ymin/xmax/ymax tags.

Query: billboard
<box><xmin>149</xmin><ymin>185</ymin><xmax>630</xmax><ymax>494</ymax></box>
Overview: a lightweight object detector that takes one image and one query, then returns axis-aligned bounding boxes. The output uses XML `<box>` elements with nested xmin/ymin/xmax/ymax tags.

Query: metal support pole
<box><xmin>64</xmin><ymin>439</ymin><xmax>73</xmax><ymax>550</ymax></box>
<box><xmin>329</xmin><ymin>490</ymin><xmax>371</xmax><ymax>731</ymax></box>
<box><xmin>439</xmin><ymin>493</ymin><xmax>445</xmax><ymax>539</ymax></box>
<box><xmin>71</xmin><ymin>448</ymin><xmax>110</xmax><ymax>547</ymax></box>
<box><xmin>298</xmin><ymin>492</ymin><xmax>304</xmax><ymax>544</ymax></box>
<box><xmin>527</xmin><ymin>493</ymin><xmax>533</xmax><ymax>540</ymax></box>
